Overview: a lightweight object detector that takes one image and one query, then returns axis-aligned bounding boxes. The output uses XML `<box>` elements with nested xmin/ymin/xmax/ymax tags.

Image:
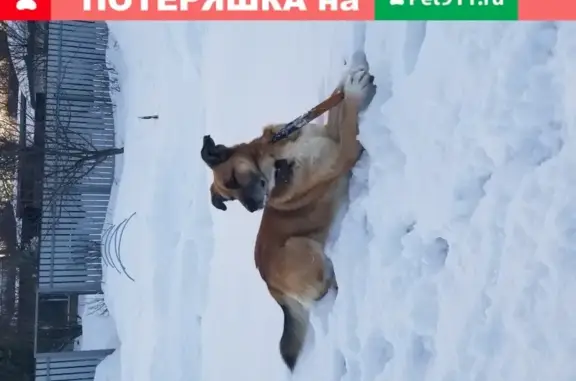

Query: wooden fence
<box><xmin>35</xmin><ymin>349</ymin><xmax>114</xmax><ymax>381</ymax></box>
<box><xmin>37</xmin><ymin>21</ymin><xmax>115</xmax><ymax>294</ymax></box>
<box><xmin>30</xmin><ymin>20</ymin><xmax>117</xmax><ymax>380</ymax></box>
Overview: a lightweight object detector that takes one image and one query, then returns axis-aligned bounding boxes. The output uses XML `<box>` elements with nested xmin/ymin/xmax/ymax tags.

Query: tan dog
<box><xmin>201</xmin><ymin>52</ymin><xmax>376</xmax><ymax>371</ymax></box>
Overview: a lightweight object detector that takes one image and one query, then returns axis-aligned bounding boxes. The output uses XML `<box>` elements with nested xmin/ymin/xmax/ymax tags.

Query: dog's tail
<box><xmin>279</xmin><ymin>297</ymin><xmax>310</xmax><ymax>372</ymax></box>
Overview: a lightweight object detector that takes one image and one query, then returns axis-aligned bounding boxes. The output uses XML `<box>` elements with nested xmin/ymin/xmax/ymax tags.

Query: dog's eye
<box><xmin>225</xmin><ymin>171</ymin><xmax>241</xmax><ymax>189</ymax></box>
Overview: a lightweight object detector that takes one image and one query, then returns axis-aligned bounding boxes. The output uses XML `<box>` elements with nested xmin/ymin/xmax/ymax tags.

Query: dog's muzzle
<box><xmin>240</xmin><ymin>176</ymin><xmax>267</xmax><ymax>213</ymax></box>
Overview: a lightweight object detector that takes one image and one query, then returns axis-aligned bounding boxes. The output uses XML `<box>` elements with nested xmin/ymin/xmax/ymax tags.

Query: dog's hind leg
<box><xmin>272</xmin><ymin>237</ymin><xmax>334</xmax><ymax>304</ymax></box>
<box><xmin>266</xmin><ymin>237</ymin><xmax>335</xmax><ymax>372</ymax></box>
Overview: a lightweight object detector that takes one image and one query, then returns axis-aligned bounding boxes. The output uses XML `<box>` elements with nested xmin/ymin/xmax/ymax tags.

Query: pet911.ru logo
<box><xmin>16</xmin><ymin>0</ymin><xmax>38</xmax><ymax>10</ymax></box>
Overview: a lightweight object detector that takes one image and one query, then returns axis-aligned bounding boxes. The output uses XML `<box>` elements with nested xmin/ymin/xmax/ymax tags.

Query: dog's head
<box><xmin>201</xmin><ymin>135</ymin><xmax>272</xmax><ymax>213</ymax></box>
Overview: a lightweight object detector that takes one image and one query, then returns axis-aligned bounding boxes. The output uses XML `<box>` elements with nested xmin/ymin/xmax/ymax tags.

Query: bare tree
<box><xmin>0</xmin><ymin>318</ymin><xmax>35</xmax><ymax>381</ymax></box>
<box><xmin>0</xmin><ymin>116</ymin><xmax>123</xmax><ymax>191</ymax></box>
<box><xmin>0</xmin><ymin>22</ymin><xmax>45</xmax><ymax>95</ymax></box>
<box><xmin>0</xmin><ymin>85</ymin><xmax>124</xmax><ymax>233</ymax></box>
<box><xmin>0</xmin><ymin>21</ymin><xmax>123</xmax><ymax>213</ymax></box>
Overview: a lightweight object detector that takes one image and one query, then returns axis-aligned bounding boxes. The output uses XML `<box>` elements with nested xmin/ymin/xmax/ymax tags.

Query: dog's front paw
<box><xmin>344</xmin><ymin>69</ymin><xmax>376</xmax><ymax>112</ymax></box>
<box><xmin>274</xmin><ymin>159</ymin><xmax>294</xmax><ymax>185</ymax></box>
<box><xmin>344</xmin><ymin>69</ymin><xmax>375</xmax><ymax>100</ymax></box>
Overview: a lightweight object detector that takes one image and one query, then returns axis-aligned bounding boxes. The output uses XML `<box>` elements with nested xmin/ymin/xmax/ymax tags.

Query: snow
<box><xmin>88</xmin><ymin>21</ymin><xmax>211</xmax><ymax>381</ymax></box>
<box><xmin>76</xmin><ymin>295</ymin><xmax>120</xmax><ymax>351</ymax></box>
<box><xmin>86</xmin><ymin>21</ymin><xmax>576</xmax><ymax>381</ymax></box>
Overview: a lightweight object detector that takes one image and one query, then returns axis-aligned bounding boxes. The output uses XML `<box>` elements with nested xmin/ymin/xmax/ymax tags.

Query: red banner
<box><xmin>1</xmin><ymin>0</ymin><xmax>370</xmax><ymax>20</ymax></box>
<box><xmin>1</xmin><ymin>0</ymin><xmax>52</xmax><ymax>20</ymax></box>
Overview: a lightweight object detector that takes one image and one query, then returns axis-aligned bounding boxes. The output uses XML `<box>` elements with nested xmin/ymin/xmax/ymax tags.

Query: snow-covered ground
<box><xmin>86</xmin><ymin>21</ymin><xmax>576</xmax><ymax>381</ymax></box>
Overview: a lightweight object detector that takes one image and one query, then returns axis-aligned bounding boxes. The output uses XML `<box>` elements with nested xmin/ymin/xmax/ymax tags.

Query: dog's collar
<box><xmin>270</xmin><ymin>91</ymin><xmax>344</xmax><ymax>143</ymax></box>
<box><xmin>270</xmin><ymin>115</ymin><xmax>308</xmax><ymax>143</ymax></box>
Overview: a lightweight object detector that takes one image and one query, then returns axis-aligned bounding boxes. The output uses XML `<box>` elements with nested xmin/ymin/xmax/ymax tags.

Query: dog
<box><xmin>200</xmin><ymin>52</ymin><xmax>376</xmax><ymax>371</ymax></box>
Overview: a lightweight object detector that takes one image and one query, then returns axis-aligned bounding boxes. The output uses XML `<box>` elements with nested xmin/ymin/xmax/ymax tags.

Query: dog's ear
<box><xmin>201</xmin><ymin>135</ymin><xmax>232</xmax><ymax>167</ymax></box>
<box><xmin>210</xmin><ymin>184</ymin><xmax>228</xmax><ymax>211</ymax></box>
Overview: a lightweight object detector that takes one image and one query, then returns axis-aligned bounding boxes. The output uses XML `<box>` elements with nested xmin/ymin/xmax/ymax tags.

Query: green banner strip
<box><xmin>374</xmin><ymin>0</ymin><xmax>518</xmax><ymax>20</ymax></box>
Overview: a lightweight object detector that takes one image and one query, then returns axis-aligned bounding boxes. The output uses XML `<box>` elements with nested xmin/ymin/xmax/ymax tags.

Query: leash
<box><xmin>270</xmin><ymin>91</ymin><xmax>345</xmax><ymax>143</ymax></box>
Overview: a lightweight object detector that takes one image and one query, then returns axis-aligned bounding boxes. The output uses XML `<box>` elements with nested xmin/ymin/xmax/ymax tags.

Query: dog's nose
<box><xmin>244</xmin><ymin>198</ymin><xmax>259</xmax><ymax>213</ymax></box>
<box><xmin>260</xmin><ymin>179</ymin><xmax>266</xmax><ymax>188</ymax></box>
